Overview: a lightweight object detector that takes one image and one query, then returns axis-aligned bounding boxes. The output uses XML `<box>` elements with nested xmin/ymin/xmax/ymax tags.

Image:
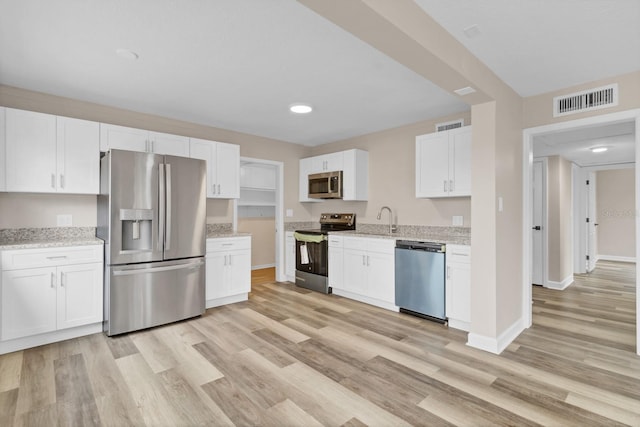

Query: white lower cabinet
<box><xmin>0</xmin><ymin>245</ymin><xmax>103</xmax><ymax>354</ymax></box>
<box><xmin>205</xmin><ymin>236</ymin><xmax>251</xmax><ymax>308</ymax></box>
<box><xmin>446</xmin><ymin>244</ymin><xmax>471</xmax><ymax>331</ymax></box>
<box><xmin>327</xmin><ymin>235</ymin><xmax>343</xmax><ymax>290</ymax></box>
<box><xmin>285</xmin><ymin>232</ymin><xmax>295</xmax><ymax>282</ymax></box>
<box><xmin>333</xmin><ymin>236</ymin><xmax>397</xmax><ymax>311</ymax></box>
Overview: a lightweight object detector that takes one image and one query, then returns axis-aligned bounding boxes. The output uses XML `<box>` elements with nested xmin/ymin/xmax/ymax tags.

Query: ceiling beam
<box><xmin>297</xmin><ymin>0</ymin><xmax>516</xmax><ymax>105</ymax></box>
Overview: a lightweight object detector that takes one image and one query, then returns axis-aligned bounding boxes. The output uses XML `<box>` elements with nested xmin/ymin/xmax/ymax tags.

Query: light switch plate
<box><xmin>286</xmin><ymin>209</ymin><xmax>293</xmax><ymax>217</ymax></box>
<box><xmin>452</xmin><ymin>215</ymin><xmax>463</xmax><ymax>226</ymax></box>
<box><xmin>57</xmin><ymin>214</ymin><xmax>72</xmax><ymax>227</ymax></box>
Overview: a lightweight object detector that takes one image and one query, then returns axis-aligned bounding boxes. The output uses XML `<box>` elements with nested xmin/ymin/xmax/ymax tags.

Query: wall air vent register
<box><xmin>553</xmin><ymin>84</ymin><xmax>618</xmax><ymax>117</ymax></box>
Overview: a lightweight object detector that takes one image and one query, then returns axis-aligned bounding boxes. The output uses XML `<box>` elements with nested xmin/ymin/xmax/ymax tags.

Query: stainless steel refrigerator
<box><xmin>97</xmin><ymin>149</ymin><xmax>207</xmax><ymax>336</ymax></box>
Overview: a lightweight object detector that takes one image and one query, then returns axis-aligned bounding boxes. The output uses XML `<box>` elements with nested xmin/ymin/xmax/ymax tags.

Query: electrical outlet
<box><xmin>57</xmin><ymin>214</ymin><xmax>72</xmax><ymax>227</ymax></box>
<box><xmin>452</xmin><ymin>216</ymin><xmax>463</xmax><ymax>226</ymax></box>
<box><xmin>286</xmin><ymin>209</ymin><xmax>293</xmax><ymax>217</ymax></box>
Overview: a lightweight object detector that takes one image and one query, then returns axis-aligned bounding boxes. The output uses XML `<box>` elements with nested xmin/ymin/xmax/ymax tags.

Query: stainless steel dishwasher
<box><xmin>395</xmin><ymin>240</ymin><xmax>446</xmax><ymax>323</ymax></box>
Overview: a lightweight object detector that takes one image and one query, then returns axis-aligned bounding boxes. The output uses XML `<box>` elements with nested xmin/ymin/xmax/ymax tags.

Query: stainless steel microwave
<box><xmin>308</xmin><ymin>171</ymin><xmax>343</xmax><ymax>199</ymax></box>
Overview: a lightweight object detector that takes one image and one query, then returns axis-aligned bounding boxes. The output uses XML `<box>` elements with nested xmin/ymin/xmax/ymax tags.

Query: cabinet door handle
<box><xmin>449</xmin><ymin>180</ymin><xmax>454</xmax><ymax>192</ymax></box>
<box><xmin>367</xmin><ymin>255</ymin><xmax>370</xmax><ymax>266</ymax></box>
<box><xmin>228</xmin><ymin>255</ymin><xmax>232</xmax><ymax>266</ymax></box>
<box><xmin>60</xmin><ymin>174</ymin><xmax>65</xmax><ymax>189</ymax></box>
<box><xmin>447</xmin><ymin>266</ymin><xmax>451</xmax><ymax>280</ymax></box>
<box><xmin>362</xmin><ymin>255</ymin><xmax>365</xmax><ymax>266</ymax></box>
<box><xmin>51</xmin><ymin>272</ymin><xmax>56</xmax><ymax>288</ymax></box>
<box><xmin>51</xmin><ymin>174</ymin><xmax>56</xmax><ymax>189</ymax></box>
<box><xmin>443</xmin><ymin>180</ymin><xmax>448</xmax><ymax>192</ymax></box>
<box><xmin>60</xmin><ymin>272</ymin><xmax>65</xmax><ymax>287</ymax></box>
<box><xmin>217</xmin><ymin>184</ymin><xmax>221</xmax><ymax>194</ymax></box>
<box><xmin>150</xmin><ymin>140</ymin><xmax>154</xmax><ymax>152</ymax></box>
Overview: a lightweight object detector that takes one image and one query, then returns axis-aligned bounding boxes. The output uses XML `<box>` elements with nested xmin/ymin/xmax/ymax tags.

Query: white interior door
<box><xmin>586</xmin><ymin>172</ymin><xmax>598</xmax><ymax>272</ymax></box>
<box><xmin>532</xmin><ymin>160</ymin><xmax>545</xmax><ymax>285</ymax></box>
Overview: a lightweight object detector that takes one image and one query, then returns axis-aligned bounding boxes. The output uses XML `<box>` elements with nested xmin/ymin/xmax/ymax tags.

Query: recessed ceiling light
<box><xmin>454</xmin><ymin>86</ymin><xmax>476</xmax><ymax>96</ymax></box>
<box><xmin>116</xmin><ymin>48</ymin><xmax>139</xmax><ymax>60</ymax></box>
<box><xmin>290</xmin><ymin>104</ymin><xmax>313</xmax><ymax>114</ymax></box>
<box><xmin>591</xmin><ymin>147</ymin><xmax>608</xmax><ymax>153</ymax></box>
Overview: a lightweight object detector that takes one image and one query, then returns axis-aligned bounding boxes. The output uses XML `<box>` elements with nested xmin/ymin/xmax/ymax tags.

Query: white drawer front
<box><xmin>1</xmin><ymin>245</ymin><xmax>103</xmax><ymax>270</ymax></box>
<box><xmin>447</xmin><ymin>244</ymin><xmax>470</xmax><ymax>263</ymax></box>
<box><xmin>328</xmin><ymin>235</ymin><xmax>343</xmax><ymax>248</ymax></box>
<box><xmin>343</xmin><ymin>236</ymin><xmax>394</xmax><ymax>254</ymax></box>
<box><xmin>206</xmin><ymin>236</ymin><xmax>251</xmax><ymax>253</ymax></box>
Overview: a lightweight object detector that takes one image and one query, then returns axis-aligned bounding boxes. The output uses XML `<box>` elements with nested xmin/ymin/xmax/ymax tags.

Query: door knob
<box><xmin>532</xmin><ymin>226</ymin><xmax>541</xmax><ymax>230</ymax></box>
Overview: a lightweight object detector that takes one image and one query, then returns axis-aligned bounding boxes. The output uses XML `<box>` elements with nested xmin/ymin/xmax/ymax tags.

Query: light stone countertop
<box><xmin>0</xmin><ymin>237</ymin><xmax>104</xmax><ymax>251</ymax></box>
<box><xmin>329</xmin><ymin>231</ymin><xmax>470</xmax><ymax>246</ymax></box>
<box><xmin>206</xmin><ymin>231</ymin><xmax>252</xmax><ymax>239</ymax></box>
<box><xmin>0</xmin><ymin>227</ymin><xmax>104</xmax><ymax>250</ymax></box>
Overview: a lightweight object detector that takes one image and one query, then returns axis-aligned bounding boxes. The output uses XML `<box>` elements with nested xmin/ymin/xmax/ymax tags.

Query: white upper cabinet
<box><xmin>5</xmin><ymin>109</ymin><xmax>99</xmax><ymax>194</ymax></box>
<box><xmin>299</xmin><ymin>148</ymin><xmax>368</xmax><ymax>201</ymax></box>
<box><xmin>0</xmin><ymin>107</ymin><xmax>6</xmax><ymax>191</ymax></box>
<box><xmin>311</xmin><ymin>151</ymin><xmax>343</xmax><ymax>173</ymax></box>
<box><xmin>99</xmin><ymin>124</ymin><xmax>190</xmax><ymax>156</ymax></box>
<box><xmin>416</xmin><ymin>126</ymin><xmax>472</xmax><ymax>198</ymax></box>
<box><xmin>190</xmin><ymin>138</ymin><xmax>240</xmax><ymax>199</ymax></box>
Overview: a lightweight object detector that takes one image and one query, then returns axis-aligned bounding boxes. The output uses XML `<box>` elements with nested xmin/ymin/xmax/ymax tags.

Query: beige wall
<box><xmin>0</xmin><ymin>193</ymin><xmax>96</xmax><ymax>228</ymax></box>
<box><xmin>523</xmin><ymin>71</ymin><xmax>640</xmax><ymax>128</ymax></box>
<box><xmin>596</xmin><ymin>168</ymin><xmax>636</xmax><ymax>259</ymax></box>
<box><xmin>310</xmin><ymin>112</ymin><xmax>472</xmax><ymax>226</ymax></box>
<box><xmin>237</xmin><ymin>217</ymin><xmax>276</xmax><ymax>267</ymax></box>
<box><xmin>0</xmin><ymin>85</ymin><xmax>313</xmax><ymax>229</ymax></box>
<box><xmin>546</xmin><ymin>156</ymin><xmax>573</xmax><ymax>282</ymax></box>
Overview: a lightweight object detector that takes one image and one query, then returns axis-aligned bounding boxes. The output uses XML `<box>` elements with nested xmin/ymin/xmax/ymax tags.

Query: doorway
<box><xmin>235</xmin><ymin>157</ymin><xmax>284</xmax><ymax>282</ymax></box>
<box><xmin>523</xmin><ymin>108</ymin><xmax>640</xmax><ymax>355</ymax></box>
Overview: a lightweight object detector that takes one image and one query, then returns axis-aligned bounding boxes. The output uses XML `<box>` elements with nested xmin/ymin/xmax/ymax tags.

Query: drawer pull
<box><xmin>51</xmin><ymin>272</ymin><xmax>56</xmax><ymax>288</ymax></box>
<box><xmin>450</xmin><ymin>252</ymin><xmax>469</xmax><ymax>257</ymax></box>
<box><xmin>46</xmin><ymin>256</ymin><xmax>68</xmax><ymax>260</ymax></box>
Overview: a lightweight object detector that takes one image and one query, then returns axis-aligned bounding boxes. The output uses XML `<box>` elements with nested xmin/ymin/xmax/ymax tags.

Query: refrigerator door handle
<box><xmin>112</xmin><ymin>260</ymin><xmax>204</xmax><ymax>276</ymax></box>
<box><xmin>158</xmin><ymin>163</ymin><xmax>166</xmax><ymax>252</ymax></box>
<box><xmin>165</xmin><ymin>163</ymin><xmax>172</xmax><ymax>251</ymax></box>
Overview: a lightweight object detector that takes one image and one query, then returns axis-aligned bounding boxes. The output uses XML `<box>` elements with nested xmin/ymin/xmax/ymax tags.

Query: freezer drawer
<box><xmin>105</xmin><ymin>258</ymin><xmax>205</xmax><ymax>335</ymax></box>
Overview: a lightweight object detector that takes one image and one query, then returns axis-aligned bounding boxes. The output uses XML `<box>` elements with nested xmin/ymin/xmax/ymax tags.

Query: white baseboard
<box><xmin>252</xmin><ymin>263</ymin><xmax>275</xmax><ymax>270</ymax></box>
<box><xmin>467</xmin><ymin>317</ymin><xmax>525</xmax><ymax>355</ymax></box>
<box><xmin>332</xmin><ymin>288</ymin><xmax>399</xmax><ymax>312</ymax></box>
<box><xmin>0</xmin><ymin>323</ymin><xmax>102</xmax><ymax>355</ymax></box>
<box><xmin>205</xmin><ymin>293</ymin><xmax>248</xmax><ymax>309</ymax></box>
<box><xmin>545</xmin><ymin>274</ymin><xmax>574</xmax><ymax>290</ymax></box>
<box><xmin>597</xmin><ymin>254</ymin><xmax>636</xmax><ymax>263</ymax></box>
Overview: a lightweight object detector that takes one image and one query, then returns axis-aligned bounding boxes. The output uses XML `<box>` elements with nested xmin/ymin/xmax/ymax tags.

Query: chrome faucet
<box><xmin>377</xmin><ymin>206</ymin><xmax>397</xmax><ymax>234</ymax></box>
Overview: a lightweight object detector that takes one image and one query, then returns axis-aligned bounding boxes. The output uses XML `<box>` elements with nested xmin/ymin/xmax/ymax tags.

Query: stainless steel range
<box><xmin>294</xmin><ymin>213</ymin><xmax>355</xmax><ymax>294</ymax></box>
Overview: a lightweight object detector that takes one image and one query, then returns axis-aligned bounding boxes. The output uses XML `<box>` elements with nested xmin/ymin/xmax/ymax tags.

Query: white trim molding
<box><xmin>467</xmin><ymin>318</ymin><xmax>526</xmax><ymax>355</ymax></box>
<box><xmin>597</xmin><ymin>255</ymin><xmax>636</xmax><ymax>263</ymax></box>
<box><xmin>545</xmin><ymin>275</ymin><xmax>574</xmax><ymax>290</ymax></box>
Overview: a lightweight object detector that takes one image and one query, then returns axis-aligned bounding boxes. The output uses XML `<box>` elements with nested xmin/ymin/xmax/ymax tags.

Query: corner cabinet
<box><xmin>5</xmin><ymin>108</ymin><xmax>100</xmax><ymax>194</ymax></box>
<box><xmin>205</xmin><ymin>236</ymin><xmax>251</xmax><ymax>308</ymax></box>
<box><xmin>99</xmin><ymin>123</ymin><xmax>190</xmax><ymax>156</ymax></box>
<box><xmin>416</xmin><ymin>126</ymin><xmax>471</xmax><ymax>198</ymax></box>
<box><xmin>332</xmin><ymin>236</ymin><xmax>396</xmax><ymax>311</ymax></box>
<box><xmin>0</xmin><ymin>244</ymin><xmax>104</xmax><ymax>354</ymax></box>
<box><xmin>190</xmin><ymin>138</ymin><xmax>240</xmax><ymax>199</ymax></box>
<box><xmin>446</xmin><ymin>244</ymin><xmax>471</xmax><ymax>331</ymax></box>
<box><xmin>299</xmin><ymin>149</ymin><xmax>368</xmax><ymax>201</ymax></box>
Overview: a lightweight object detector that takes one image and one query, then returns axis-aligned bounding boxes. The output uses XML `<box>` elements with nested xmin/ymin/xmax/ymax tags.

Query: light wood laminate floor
<box><xmin>0</xmin><ymin>261</ymin><xmax>638</xmax><ymax>426</ymax></box>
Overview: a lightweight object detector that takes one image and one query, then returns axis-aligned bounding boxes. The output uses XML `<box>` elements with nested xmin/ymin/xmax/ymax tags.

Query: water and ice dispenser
<box><xmin>120</xmin><ymin>209</ymin><xmax>153</xmax><ymax>251</ymax></box>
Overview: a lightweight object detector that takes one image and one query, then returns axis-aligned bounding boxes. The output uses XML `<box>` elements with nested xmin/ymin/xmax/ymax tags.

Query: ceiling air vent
<box><xmin>436</xmin><ymin>119</ymin><xmax>464</xmax><ymax>132</ymax></box>
<box><xmin>553</xmin><ymin>84</ymin><xmax>618</xmax><ymax>117</ymax></box>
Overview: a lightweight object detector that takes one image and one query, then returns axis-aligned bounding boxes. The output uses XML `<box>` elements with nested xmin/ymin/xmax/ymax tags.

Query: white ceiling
<box><xmin>533</xmin><ymin>121</ymin><xmax>636</xmax><ymax>166</ymax></box>
<box><xmin>1</xmin><ymin>0</ymin><xmax>638</xmax><ymax>146</ymax></box>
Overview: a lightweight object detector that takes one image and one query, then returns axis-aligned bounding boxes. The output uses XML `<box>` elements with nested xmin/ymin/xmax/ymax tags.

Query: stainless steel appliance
<box><xmin>98</xmin><ymin>149</ymin><xmax>207</xmax><ymax>336</ymax></box>
<box><xmin>308</xmin><ymin>171</ymin><xmax>342</xmax><ymax>199</ymax></box>
<box><xmin>295</xmin><ymin>213</ymin><xmax>355</xmax><ymax>293</ymax></box>
<box><xmin>395</xmin><ymin>240</ymin><xmax>446</xmax><ymax>323</ymax></box>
